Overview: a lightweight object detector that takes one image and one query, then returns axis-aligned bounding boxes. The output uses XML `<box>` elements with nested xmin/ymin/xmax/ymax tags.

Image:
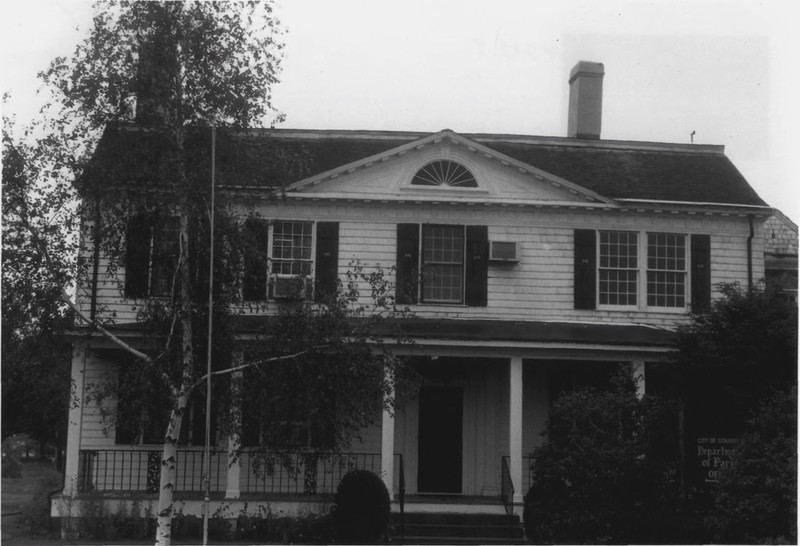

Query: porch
<box><xmin>74</xmin><ymin>448</ymin><xmax>533</xmax><ymax>512</ymax></box>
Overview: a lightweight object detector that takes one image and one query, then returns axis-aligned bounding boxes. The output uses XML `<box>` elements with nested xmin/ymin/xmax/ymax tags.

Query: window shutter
<box><xmin>691</xmin><ymin>234</ymin><xmax>711</xmax><ymax>313</ymax></box>
<box><xmin>125</xmin><ymin>215</ymin><xmax>151</xmax><ymax>299</ymax></box>
<box><xmin>465</xmin><ymin>225</ymin><xmax>489</xmax><ymax>307</ymax></box>
<box><xmin>242</xmin><ymin>218</ymin><xmax>270</xmax><ymax>301</ymax></box>
<box><xmin>396</xmin><ymin>224</ymin><xmax>419</xmax><ymax>304</ymax></box>
<box><xmin>574</xmin><ymin>229</ymin><xmax>597</xmax><ymax>310</ymax></box>
<box><xmin>315</xmin><ymin>222</ymin><xmax>339</xmax><ymax>301</ymax></box>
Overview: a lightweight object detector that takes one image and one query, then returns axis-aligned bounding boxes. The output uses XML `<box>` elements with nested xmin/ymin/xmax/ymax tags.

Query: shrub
<box><xmin>19</xmin><ymin>467</ymin><xmax>62</xmax><ymax>536</ymax></box>
<box><xmin>1</xmin><ymin>456</ymin><xmax>22</xmax><ymax>478</ymax></box>
<box><xmin>334</xmin><ymin>469</ymin><xmax>390</xmax><ymax>544</ymax></box>
<box><xmin>524</xmin><ymin>367</ymin><xmax>683</xmax><ymax>544</ymax></box>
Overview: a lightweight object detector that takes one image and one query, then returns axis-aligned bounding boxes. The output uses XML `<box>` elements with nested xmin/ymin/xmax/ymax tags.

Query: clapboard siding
<box><xmin>80</xmin><ymin>198</ymin><xmax>763</xmax><ymax>329</ymax></box>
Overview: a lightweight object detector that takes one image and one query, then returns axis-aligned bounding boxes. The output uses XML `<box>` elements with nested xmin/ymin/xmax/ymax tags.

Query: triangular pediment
<box><xmin>285</xmin><ymin>130</ymin><xmax>616</xmax><ymax>206</ymax></box>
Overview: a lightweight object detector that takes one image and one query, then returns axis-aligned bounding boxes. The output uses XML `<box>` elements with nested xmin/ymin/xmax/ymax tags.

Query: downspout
<box><xmin>89</xmin><ymin>194</ymin><xmax>101</xmax><ymax>322</ymax></box>
<box><xmin>747</xmin><ymin>214</ymin><xmax>754</xmax><ymax>292</ymax></box>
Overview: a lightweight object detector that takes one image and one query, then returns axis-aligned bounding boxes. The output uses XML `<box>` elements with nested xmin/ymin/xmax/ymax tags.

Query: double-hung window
<box><xmin>396</xmin><ymin>223</ymin><xmax>488</xmax><ymax>306</ymax></box>
<box><xmin>271</xmin><ymin>221</ymin><xmax>313</xmax><ymax>277</ymax></box>
<box><xmin>125</xmin><ymin>214</ymin><xmax>180</xmax><ymax>299</ymax></box>
<box><xmin>422</xmin><ymin>225</ymin><xmax>465</xmax><ymax>304</ymax></box>
<box><xmin>242</xmin><ymin>219</ymin><xmax>339</xmax><ymax>302</ymax></box>
<box><xmin>575</xmin><ymin>229</ymin><xmax>706</xmax><ymax>311</ymax></box>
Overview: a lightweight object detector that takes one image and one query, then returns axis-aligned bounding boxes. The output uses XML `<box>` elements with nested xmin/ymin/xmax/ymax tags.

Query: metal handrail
<box><xmin>500</xmin><ymin>455</ymin><xmax>514</xmax><ymax>516</ymax></box>
<box><xmin>396</xmin><ymin>453</ymin><xmax>405</xmax><ymax>544</ymax></box>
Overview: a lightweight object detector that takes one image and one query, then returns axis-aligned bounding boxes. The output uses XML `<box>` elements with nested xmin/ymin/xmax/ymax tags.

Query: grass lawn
<box><xmin>2</xmin><ymin>460</ymin><xmax>62</xmax><ymax>544</ymax></box>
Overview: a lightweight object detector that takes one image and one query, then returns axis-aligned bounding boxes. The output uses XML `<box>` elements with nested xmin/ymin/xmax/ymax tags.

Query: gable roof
<box><xmin>86</xmin><ymin>124</ymin><xmax>768</xmax><ymax>208</ymax></box>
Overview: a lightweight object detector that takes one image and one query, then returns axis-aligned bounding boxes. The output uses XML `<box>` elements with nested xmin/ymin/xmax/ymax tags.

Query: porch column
<box><xmin>509</xmin><ymin>356</ymin><xmax>524</xmax><ymax>504</ymax></box>
<box><xmin>380</xmin><ymin>363</ymin><xmax>395</xmax><ymax>500</ymax></box>
<box><xmin>63</xmin><ymin>342</ymin><xmax>87</xmax><ymax>497</ymax></box>
<box><xmin>631</xmin><ymin>361</ymin><xmax>646</xmax><ymax>400</ymax></box>
<box><xmin>225</xmin><ymin>365</ymin><xmax>243</xmax><ymax>499</ymax></box>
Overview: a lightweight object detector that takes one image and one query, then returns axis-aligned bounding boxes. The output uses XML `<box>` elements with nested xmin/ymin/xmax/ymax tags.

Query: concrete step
<box><xmin>390</xmin><ymin>512</ymin><xmax>524</xmax><ymax>545</ymax></box>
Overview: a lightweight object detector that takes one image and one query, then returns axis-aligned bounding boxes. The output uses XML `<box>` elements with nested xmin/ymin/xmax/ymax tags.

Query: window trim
<box><xmin>595</xmin><ymin>230</ymin><xmax>691</xmax><ymax>312</ymax></box>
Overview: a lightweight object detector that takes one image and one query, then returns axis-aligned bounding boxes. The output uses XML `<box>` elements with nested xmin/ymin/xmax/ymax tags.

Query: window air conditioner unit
<box><xmin>489</xmin><ymin>241</ymin><xmax>518</xmax><ymax>263</ymax></box>
<box><xmin>270</xmin><ymin>274</ymin><xmax>313</xmax><ymax>300</ymax></box>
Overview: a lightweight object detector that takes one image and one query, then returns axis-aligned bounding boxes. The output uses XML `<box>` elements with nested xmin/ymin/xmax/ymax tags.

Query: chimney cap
<box><xmin>569</xmin><ymin>61</ymin><xmax>605</xmax><ymax>84</ymax></box>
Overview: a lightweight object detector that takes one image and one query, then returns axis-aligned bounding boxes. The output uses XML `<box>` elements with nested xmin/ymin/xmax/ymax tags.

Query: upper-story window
<box><xmin>575</xmin><ymin>229</ymin><xmax>708</xmax><ymax>312</ymax></box>
<box><xmin>125</xmin><ymin>214</ymin><xmax>180</xmax><ymax>299</ymax></box>
<box><xmin>411</xmin><ymin>160</ymin><xmax>478</xmax><ymax>188</ymax></box>
<box><xmin>242</xmin><ymin>219</ymin><xmax>339</xmax><ymax>302</ymax></box>
<box><xmin>396</xmin><ymin>223</ymin><xmax>488</xmax><ymax>306</ymax></box>
<box><xmin>422</xmin><ymin>225</ymin><xmax>465</xmax><ymax>303</ymax></box>
<box><xmin>272</xmin><ymin>221</ymin><xmax>313</xmax><ymax>277</ymax></box>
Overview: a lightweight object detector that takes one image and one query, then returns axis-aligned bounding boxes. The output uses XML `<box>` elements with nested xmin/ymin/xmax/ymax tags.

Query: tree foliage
<box><xmin>675</xmin><ymin>283</ymin><xmax>797</xmax><ymax>432</ymax></box>
<box><xmin>707</xmin><ymin>388</ymin><xmax>797</xmax><ymax>544</ymax></box>
<box><xmin>1</xmin><ymin>111</ymin><xmax>74</xmax><ymax>451</ymax></box>
<box><xmin>524</xmin><ymin>367</ymin><xmax>682</xmax><ymax>544</ymax></box>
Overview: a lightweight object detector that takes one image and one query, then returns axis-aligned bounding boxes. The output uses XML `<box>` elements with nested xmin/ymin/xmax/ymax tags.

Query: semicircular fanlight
<box><xmin>411</xmin><ymin>160</ymin><xmax>478</xmax><ymax>188</ymax></box>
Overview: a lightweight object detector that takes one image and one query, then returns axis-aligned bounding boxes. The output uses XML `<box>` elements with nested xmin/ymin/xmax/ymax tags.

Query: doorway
<box><xmin>417</xmin><ymin>385</ymin><xmax>463</xmax><ymax>494</ymax></box>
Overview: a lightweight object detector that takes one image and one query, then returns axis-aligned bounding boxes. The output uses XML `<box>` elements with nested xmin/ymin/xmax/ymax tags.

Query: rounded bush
<box><xmin>334</xmin><ymin>469</ymin><xmax>390</xmax><ymax>544</ymax></box>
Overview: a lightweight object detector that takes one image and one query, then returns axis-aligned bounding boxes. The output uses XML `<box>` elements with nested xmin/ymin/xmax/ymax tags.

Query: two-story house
<box><xmin>54</xmin><ymin>61</ymin><xmax>771</xmax><ymax>529</ymax></box>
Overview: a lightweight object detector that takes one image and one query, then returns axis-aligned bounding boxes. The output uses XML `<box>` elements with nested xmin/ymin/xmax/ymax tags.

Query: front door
<box><xmin>417</xmin><ymin>385</ymin><xmax>463</xmax><ymax>494</ymax></box>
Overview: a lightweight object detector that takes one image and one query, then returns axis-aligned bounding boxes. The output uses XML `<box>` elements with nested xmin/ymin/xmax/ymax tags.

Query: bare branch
<box><xmin>186</xmin><ymin>346</ymin><xmax>329</xmax><ymax>394</ymax></box>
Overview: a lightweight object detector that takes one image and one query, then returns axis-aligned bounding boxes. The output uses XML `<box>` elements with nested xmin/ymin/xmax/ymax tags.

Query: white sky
<box><xmin>2</xmin><ymin>0</ymin><xmax>799</xmax><ymax>220</ymax></box>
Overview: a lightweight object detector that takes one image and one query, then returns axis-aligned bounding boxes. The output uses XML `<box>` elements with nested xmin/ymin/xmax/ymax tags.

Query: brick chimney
<box><xmin>567</xmin><ymin>61</ymin><xmax>604</xmax><ymax>140</ymax></box>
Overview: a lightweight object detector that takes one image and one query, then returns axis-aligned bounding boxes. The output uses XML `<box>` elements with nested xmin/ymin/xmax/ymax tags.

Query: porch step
<box><xmin>390</xmin><ymin>512</ymin><xmax>525</xmax><ymax>545</ymax></box>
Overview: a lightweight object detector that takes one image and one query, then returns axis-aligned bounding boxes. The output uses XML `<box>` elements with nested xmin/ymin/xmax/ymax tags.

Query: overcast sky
<box><xmin>2</xmin><ymin>0</ymin><xmax>798</xmax><ymax>220</ymax></box>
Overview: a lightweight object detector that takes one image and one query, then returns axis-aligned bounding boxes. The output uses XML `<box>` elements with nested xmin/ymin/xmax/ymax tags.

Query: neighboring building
<box><xmin>53</xmin><ymin>62</ymin><xmax>772</xmax><ymax>533</ymax></box>
<box><xmin>763</xmin><ymin>209</ymin><xmax>798</xmax><ymax>301</ymax></box>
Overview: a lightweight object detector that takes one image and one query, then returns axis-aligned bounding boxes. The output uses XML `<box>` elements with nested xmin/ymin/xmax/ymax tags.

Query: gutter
<box><xmin>747</xmin><ymin>214</ymin><xmax>755</xmax><ymax>291</ymax></box>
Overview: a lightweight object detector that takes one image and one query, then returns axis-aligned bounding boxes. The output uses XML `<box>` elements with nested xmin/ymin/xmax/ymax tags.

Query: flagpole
<box><xmin>202</xmin><ymin>126</ymin><xmax>216</xmax><ymax>546</ymax></box>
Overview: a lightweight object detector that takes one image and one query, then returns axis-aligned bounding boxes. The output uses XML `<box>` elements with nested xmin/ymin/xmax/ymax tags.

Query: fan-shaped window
<box><xmin>411</xmin><ymin>160</ymin><xmax>478</xmax><ymax>188</ymax></box>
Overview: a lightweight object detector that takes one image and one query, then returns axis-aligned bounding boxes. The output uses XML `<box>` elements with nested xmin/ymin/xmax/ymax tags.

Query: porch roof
<box><xmin>231</xmin><ymin>316</ymin><xmax>676</xmax><ymax>347</ymax></box>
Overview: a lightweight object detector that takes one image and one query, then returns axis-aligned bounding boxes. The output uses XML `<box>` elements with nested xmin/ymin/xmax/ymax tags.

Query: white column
<box><xmin>63</xmin><ymin>342</ymin><xmax>87</xmax><ymax>497</ymax></box>
<box><xmin>380</xmin><ymin>363</ymin><xmax>396</xmax><ymax>500</ymax></box>
<box><xmin>631</xmin><ymin>361</ymin><xmax>646</xmax><ymax>400</ymax></box>
<box><xmin>509</xmin><ymin>356</ymin><xmax>524</xmax><ymax>504</ymax></box>
<box><xmin>225</xmin><ymin>366</ymin><xmax>243</xmax><ymax>499</ymax></box>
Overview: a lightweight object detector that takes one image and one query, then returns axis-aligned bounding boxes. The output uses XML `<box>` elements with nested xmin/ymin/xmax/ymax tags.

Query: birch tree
<box><xmin>30</xmin><ymin>3</ymin><xmax>415</xmax><ymax>544</ymax></box>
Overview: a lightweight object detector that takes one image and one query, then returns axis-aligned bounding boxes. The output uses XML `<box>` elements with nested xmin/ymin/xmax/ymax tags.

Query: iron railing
<box><xmin>78</xmin><ymin>449</ymin><xmax>225</xmax><ymax>493</ymax></box>
<box><xmin>242</xmin><ymin>451</ymin><xmax>382</xmax><ymax>495</ymax></box>
<box><xmin>500</xmin><ymin>455</ymin><xmax>514</xmax><ymax>516</ymax></box>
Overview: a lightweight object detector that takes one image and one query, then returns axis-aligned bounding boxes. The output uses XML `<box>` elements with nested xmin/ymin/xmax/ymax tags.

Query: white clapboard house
<box><xmin>54</xmin><ymin>62</ymin><xmax>772</xmax><ymax>532</ymax></box>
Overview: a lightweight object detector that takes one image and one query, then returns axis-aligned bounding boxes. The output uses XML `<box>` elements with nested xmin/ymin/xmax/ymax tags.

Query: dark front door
<box><xmin>418</xmin><ymin>385</ymin><xmax>463</xmax><ymax>494</ymax></box>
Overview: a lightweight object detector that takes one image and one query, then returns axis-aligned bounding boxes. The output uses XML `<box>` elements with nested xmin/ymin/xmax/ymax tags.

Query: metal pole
<box><xmin>202</xmin><ymin>126</ymin><xmax>216</xmax><ymax>546</ymax></box>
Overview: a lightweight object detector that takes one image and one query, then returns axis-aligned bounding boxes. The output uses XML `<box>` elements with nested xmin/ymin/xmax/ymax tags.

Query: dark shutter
<box><xmin>242</xmin><ymin>218</ymin><xmax>270</xmax><ymax>301</ymax></box>
<box><xmin>691</xmin><ymin>234</ymin><xmax>711</xmax><ymax>313</ymax></box>
<box><xmin>465</xmin><ymin>225</ymin><xmax>489</xmax><ymax>307</ymax></box>
<box><xmin>315</xmin><ymin>222</ymin><xmax>339</xmax><ymax>301</ymax></box>
<box><xmin>125</xmin><ymin>215</ymin><xmax>151</xmax><ymax>298</ymax></box>
<box><xmin>396</xmin><ymin>224</ymin><xmax>419</xmax><ymax>304</ymax></box>
<box><xmin>574</xmin><ymin>229</ymin><xmax>597</xmax><ymax>310</ymax></box>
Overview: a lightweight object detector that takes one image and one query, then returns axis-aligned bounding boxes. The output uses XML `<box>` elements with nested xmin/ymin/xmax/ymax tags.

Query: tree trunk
<box><xmin>155</xmin><ymin>124</ymin><xmax>194</xmax><ymax>546</ymax></box>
